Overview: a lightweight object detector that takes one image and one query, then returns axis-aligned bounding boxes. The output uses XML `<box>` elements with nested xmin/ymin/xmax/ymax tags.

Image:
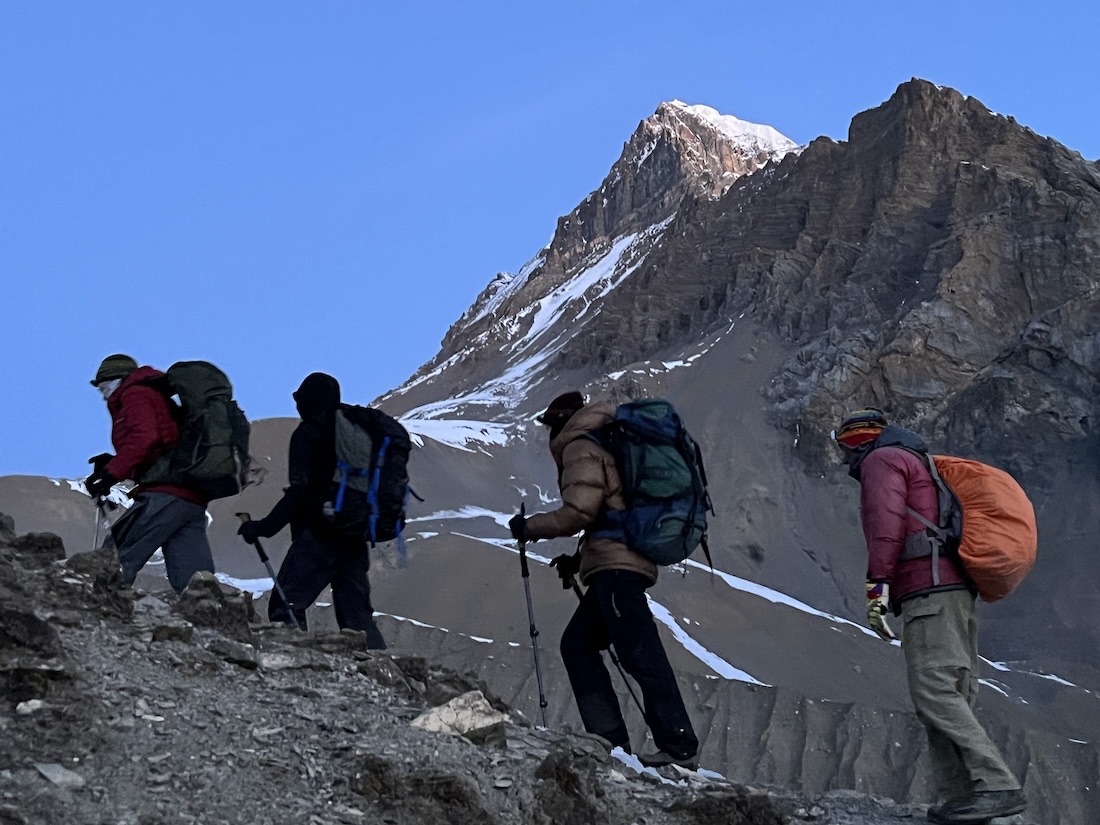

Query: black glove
<box><xmin>88</xmin><ymin>452</ymin><xmax>114</xmax><ymax>471</ymax></box>
<box><xmin>237</xmin><ymin>520</ymin><xmax>267</xmax><ymax>544</ymax></box>
<box><xmin>549</xmin><ymin>552</ymin><xmax>581</xmax><ymax>589</ymax></box>
<box><xmin>508</xmin><ymin>512</ymin><xmax>527</xmax><ymax>542</ymax></box>
<box><xmin>85</xmin><ymin>468</ymin><xmax>118</xmax><ymax>499</ymax></box>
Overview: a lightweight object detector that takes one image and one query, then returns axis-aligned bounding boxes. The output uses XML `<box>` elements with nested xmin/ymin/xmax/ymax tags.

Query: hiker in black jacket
<box><xmin>237</xmin><ymin>373</ymin><xmax>385</xmax><ymax>648</ymax></box>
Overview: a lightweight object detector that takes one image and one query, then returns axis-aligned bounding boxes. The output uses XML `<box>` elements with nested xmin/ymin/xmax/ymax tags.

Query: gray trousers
<box><xmin>111</xmin><ymin>492</ymin><xmax>214</xmax><ymax>594</ymax></box>
<box><xmin>900</xmin><ymin>589</ymin><xmax>1020</xmax><ymax>801</ymax></box>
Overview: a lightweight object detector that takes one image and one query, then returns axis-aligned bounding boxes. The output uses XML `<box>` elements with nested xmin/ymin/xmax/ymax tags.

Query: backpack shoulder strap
<box><xmin>900</xmin><ymin>451</ymin><xmax>967</xmax><ymax>588</ymax></box>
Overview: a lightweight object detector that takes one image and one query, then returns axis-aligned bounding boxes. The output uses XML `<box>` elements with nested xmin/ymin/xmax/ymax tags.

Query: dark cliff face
<box><xmin>400</xmin><ymin>80</ymin><xmax>1100</xmax><ymax>479</ymax></box>
<box><xmin>586</xmin><ymin>80</ymin><xmax>1100</xmax><ymax>476</ymax></box>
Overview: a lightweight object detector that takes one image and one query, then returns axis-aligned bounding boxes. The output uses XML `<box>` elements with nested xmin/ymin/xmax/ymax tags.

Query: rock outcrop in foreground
<box><xmin>1</xmin><ymin>513</ymin><xmax>1029</xmax><ymax>825</ymax></box>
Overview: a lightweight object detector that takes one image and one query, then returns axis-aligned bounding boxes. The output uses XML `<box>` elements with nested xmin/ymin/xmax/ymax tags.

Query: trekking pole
<box><xmin>92</xmin><ymin>498</ymin><xmax>103</xmax><ymax>551</ymax></box>
<box><xmin>517</xmin><ymin>503</ymin><xmax>549</xmax><ymax>727</ymax></box>
<box><xmin>87</xmin><ymin>452</ymin><xmax>113</xmax><ymax>551</ymax></box>
<box><xmin>235</xmin><ymin>512</ymin><xmax>303</xmax><ymax>631</ymax></box>
<box><xmin>565</xmin><ymin>572</ymin><xmax>646</xmax><ymax>719</ymax></box>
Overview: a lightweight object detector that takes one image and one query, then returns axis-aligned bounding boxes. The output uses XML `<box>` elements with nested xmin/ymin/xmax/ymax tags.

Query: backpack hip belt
<box><xmin>900</xmin><ymin>518</ymin><xmax>946</xmax><ymax>588</ymax></box>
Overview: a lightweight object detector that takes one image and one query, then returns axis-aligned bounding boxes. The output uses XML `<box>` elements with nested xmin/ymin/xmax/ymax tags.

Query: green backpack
<box><xmin>587</xmin><ymin>399</ymin><xmax>713</xmax><ymax>566</ymax></box>
<box><xmin>140</xmin><ymin>361</ymin><xmax>251</xmax><ymax>499</ymax></box>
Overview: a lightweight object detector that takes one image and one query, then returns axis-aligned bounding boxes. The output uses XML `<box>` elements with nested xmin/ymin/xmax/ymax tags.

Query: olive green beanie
<box><xmin>90</xmin><ymin>354</ymin><xmax>138</xmax><ymax>386</ymax></box>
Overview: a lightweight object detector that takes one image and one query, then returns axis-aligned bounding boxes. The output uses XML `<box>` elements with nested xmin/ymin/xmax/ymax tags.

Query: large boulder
<box><xmin>175</xmin><ymin>572</ymin><xmax>255</xmax><ymax>641</ymax></box>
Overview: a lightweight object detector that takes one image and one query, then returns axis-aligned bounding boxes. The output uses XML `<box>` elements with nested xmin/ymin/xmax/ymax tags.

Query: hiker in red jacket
<box><xmin>85</xmin><ymin>354</ymin><xmax>214</xmax><ymax>593</ymax></box>
<box><xmin>835</xmin><ymin>408</ymin><xmax>1025</xmax><ymax>824</ymax></box>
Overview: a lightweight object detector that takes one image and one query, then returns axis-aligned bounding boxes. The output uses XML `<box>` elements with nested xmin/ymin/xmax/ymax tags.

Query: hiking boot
<box><xmin>576</xmin><ymin>732</ymin><xmax>630</xmax><ymax>755</ymax></box>
<box><xmin>637</xmin><ymin>749</ymin><xmax>699</xmax><ymax>770</ymax></box>
<box><xmin>928</xmin><ymin>789</ymin><xmax>1026</xmax><ymax>823</ymax></box>
<box><xmin>927</xmin><ymin>797</ymin><xmax>973</xmax><ymax>823</ymax></box>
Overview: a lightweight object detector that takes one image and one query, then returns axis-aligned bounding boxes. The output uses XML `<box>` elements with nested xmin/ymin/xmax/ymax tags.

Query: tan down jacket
<box><xmin>524</xmin><ymin>402</ymin><xmax>658</xmax><ymax>586</ymax></box>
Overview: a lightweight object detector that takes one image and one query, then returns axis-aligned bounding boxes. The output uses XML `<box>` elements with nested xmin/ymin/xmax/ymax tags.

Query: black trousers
<box><xmin>268</xmin><ymin>526</ymin><xmax>386</xmax><ymax>649</ymax></box>
<box><xmin>560</xmin><ymin>569</ymin><xmax>698</xmax><ymax>758</ymax></box>
<box><xmin>111</xmin><ymin>492</ymin><xmax>214</xmax><ymax>594</ymax></box>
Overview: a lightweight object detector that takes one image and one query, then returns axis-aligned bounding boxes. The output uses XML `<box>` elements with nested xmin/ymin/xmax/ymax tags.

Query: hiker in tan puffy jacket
<box><xmin>509</xmin><ymin>391</ymin><xmax>699</xmax><ymax>769</ymax></box>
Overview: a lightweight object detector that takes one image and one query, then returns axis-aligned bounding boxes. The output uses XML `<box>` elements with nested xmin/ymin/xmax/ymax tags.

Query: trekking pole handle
<box><xmin>235</xmin><ymin>512</ymin><xmax>271</xmax><ymax>563</ymax></box>
<box><xmin>566</xmin><ymin>573</ymin><xmax>585</xmax><ymax>602</ymax></box>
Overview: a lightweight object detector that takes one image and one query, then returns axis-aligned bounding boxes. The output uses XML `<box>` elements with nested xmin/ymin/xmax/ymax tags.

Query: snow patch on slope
<box><xmin>647</xmin><ymin>597</ymin><xmax>766</xmax><ymax>684</ymax></box>
<box><xmin>462</xmin><ymin>253</ymin><xmax>547</xmax><ymax>330</ymax></box>
<box><xmin>401</xmin><ymin>219</ymin><xmax>673</xmax><ymax>421</ymax></box>
<box><xmin>603</xmin><ymin>315</ymin><xmax>745</xmax><ymax>383</ymax></box>
<box><xmin>509</xmin><ymin>221</ymin><xmax>670</xmax><ymax>356</ymax></box>
<box><xmin>408</xmin><ymin>507</ymin><xmax>512</xmax><ymax>528</ymax></box>
<box><xmin>403</xmin><ymin>419</ymin><xmax>511</xmax><ymax>454</ymax></box>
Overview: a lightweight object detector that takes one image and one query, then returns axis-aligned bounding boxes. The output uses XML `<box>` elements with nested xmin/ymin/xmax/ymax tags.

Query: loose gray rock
<box><xmin>34</xmin><ymin>762</ymin><xmax>85</xmax><ymax>790</ymax></box>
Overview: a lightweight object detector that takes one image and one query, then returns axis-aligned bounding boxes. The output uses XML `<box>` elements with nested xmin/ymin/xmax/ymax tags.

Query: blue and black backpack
<box><xmin>324</xmin><ymin>405</ymin><xmax>419</xmax><ymax>554</ymax></box>
<box><xmin>587</xmin><ymin>399</ymin><xmax>713</xmax><ymax>566</ymax></box>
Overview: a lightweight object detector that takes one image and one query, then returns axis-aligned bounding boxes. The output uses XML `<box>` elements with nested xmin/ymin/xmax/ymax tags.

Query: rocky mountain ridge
<box><xmin>388</xmin><ymin>81</ymin><xmax>1100</xmax><ymax>471</ymax></box>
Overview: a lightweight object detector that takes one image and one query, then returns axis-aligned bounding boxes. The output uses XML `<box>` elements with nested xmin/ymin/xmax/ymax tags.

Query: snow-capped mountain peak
<box><xmin>667</xmin><ymin>99</ymin><xmax>798</xmax><ymax>157</ymax></box>
<box><xmin>381</xmin><ymin>100</ymin><xmax>798</xmax><ymax>424</ymax></box>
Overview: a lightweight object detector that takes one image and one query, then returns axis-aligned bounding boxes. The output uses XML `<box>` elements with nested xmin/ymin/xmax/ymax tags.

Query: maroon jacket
<box><xmin>104</xmin><ymin>367</ymin><xmax>208</xmax><ymax>506</ymax></box>
<box><xmin>854</xmin><ymin>429</ymin><xmax>967</xmax><ymax>609</ymax></box>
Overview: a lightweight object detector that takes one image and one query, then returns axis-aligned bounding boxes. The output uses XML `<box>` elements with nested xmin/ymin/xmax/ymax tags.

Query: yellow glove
<box><xmin>866</xmin><ymin>581</ymin><xmax>896</xmax><ymax>642</ymax></box>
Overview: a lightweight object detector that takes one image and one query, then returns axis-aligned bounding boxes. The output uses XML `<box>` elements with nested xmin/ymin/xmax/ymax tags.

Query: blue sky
<box><xmin>2</xmin><ymin>3</ymin><xmax>1097</xmax><ymax>478</ymax></box>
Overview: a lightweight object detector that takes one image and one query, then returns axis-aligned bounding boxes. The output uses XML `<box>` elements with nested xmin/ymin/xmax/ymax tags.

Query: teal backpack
<box><xmin>587</xmin><ymin>399</ymin><xmax>713</xmax><ymax>566</ymax></box>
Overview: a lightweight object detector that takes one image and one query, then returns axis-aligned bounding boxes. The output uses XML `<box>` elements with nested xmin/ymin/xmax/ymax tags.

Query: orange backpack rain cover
<box><xmin>932</xmin><ymin>456</ymin><xmax>1038</xmax><ymax>602</ymax></box>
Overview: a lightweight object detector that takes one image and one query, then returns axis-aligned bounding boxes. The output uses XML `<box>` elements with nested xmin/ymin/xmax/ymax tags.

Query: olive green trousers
<box><xmin>900</xmin><ymin>589</ymin><xmax>1021</xmax><ymax>801</ymax></box>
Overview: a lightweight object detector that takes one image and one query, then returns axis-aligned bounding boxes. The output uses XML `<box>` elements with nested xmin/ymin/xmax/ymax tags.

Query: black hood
<box><xmin>848</xmin><ymin>424</ymin><xmax>927</xmax><ymax>480</ymax></box>
<box><xmin>293</xmin><ymin>372</ymin><xmax>341</xmax><ymax>421</ymax></box>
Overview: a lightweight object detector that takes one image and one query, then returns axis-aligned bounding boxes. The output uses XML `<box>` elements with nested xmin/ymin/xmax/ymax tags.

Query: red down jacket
<box><xmin>857</xmin><ymin>439</ymin><xmax>968</xmax><ymax>608</ymax></box>
<box><xmin>104</xmin><ymin>367</ymin><xmax>208</xmax><ymax>506</ymax></box>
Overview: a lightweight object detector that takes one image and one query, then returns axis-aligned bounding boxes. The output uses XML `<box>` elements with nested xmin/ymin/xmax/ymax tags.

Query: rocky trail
<box><xmin>0</xmin><ymin>514</ymin><xmax>1034</xmax><ymax>824</ymax></box>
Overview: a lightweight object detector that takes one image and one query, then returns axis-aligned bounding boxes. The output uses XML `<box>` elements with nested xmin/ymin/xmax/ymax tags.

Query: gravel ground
<box><xmin>0</xmin><ymin>516</ymin><xmax>1036</xmax><ymax>825</ymax></box>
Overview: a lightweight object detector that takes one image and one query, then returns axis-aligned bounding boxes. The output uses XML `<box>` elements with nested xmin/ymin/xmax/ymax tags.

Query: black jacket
<box><xmin>257</xmin><ymin>417</ymin><xmax>337</xmax><ymax>539</ymax></box>
<box><xmin>254</xmin><ymin>372</ymin><xmax>341</xmax><ymax>539</ymax></box>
